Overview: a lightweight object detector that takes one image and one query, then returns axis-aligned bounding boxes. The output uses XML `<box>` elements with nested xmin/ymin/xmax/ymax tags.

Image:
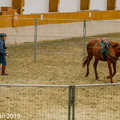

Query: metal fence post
<box><xmin>83</xmin><ymin>20</ymin><xmax>86</xmax><ymax>62</ymax></box>
<box><xmin>34</xmin><ymin>19</ymin><xmax>37</xmax><ymax>62</ymax></box>
<box><xmin>68</xmin><ymin>86</ymin><xmax>72</xmax><ymax>120</ymax></box>
<box><xmin>68</xmin><ymin>86</ymin><xmax>75</xmax><ymax>120</ymax></box>
<box><xmin>72</xmin><ymin>86</ymin><xmax>75</xmax><ymax>120</ymax></box>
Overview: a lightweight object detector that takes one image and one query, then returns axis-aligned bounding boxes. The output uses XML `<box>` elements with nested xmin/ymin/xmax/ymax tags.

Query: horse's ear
<box><xmin>112</xmin><ymin>42</ymin><xmax>119</xmax><ymax>48</ymax></box>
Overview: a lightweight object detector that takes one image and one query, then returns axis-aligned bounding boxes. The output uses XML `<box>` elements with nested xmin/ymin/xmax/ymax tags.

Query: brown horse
<box><xmin>82</xmin><ymin>38</ymin><xmax>120</xmax><ymax>83</ymax></box>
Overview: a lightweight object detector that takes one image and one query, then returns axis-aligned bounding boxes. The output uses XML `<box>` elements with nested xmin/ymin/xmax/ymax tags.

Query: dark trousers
<box><xmin>0</xmin><ymin>56</ymin><xmax>6</xmax><ymax>66</ymax></box>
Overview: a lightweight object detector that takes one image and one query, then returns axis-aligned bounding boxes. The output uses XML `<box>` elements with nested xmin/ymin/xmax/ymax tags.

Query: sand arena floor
<box><xmin>0</xmin><ymin>33</ymin><xmax>120</xmax><ymax>119</ymax></box>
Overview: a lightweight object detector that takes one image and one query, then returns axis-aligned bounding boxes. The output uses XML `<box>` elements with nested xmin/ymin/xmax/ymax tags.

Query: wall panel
<box><xmin>1</xmin><ymin>10</ymin><xmax>120</xmax><ymax>28</ymax></box>
<box><xmin>80</xmin><ymin>0</ymin><xmax>90</xmax><ymax>10</ymax></box>
<box><xmin>59</xmin><ymin>0</ymin><xmax>80</xmax><ymax>12</ymax></box>
<box><xmin>12</xmin><ymin>0</ymin><xmax>24</xmax><ymax>14</ymax></box>
<box><xmin>23</xmin><ymin>0</ymin><xmax>49</xmax><ymax>14</ymax></box>
<box><xmin>107</xmin><ymin>0</ymin><xmax>116</xmax><ymax>10</ymax></box>
<box><xmin>115</xmin><ymin>0</ymin><xmax>120</xmax><ymax>10</ymax></box>
<box><xmin>0</xmin><ymin>16</ymin><xmax>13</xmax><ymax>27</ymax></box>
<box><xmin>90</xmin><ymin>0</ymin><xmax>107</xmax><ymax>11</ymax></box>
<box><xmin>0</xmin><ymin>0</ymin><xmax>12</xmax><ymax>11</ymax></box>
<box><xmin>49</xmin><ymin>0</ymin><xmax>59</xmax><ymax>12</ymax></box>
<box><xmin>12</xmin><ymin>10</ymin><xmax>120</xmax><ymax>27</ymax></box>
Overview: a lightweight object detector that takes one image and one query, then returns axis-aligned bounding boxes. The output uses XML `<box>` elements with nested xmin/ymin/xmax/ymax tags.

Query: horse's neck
<box><xmin>117</xmin><ymin>51</ymin><xmax>120</xmax><ymax>57</ymax></box>
<box><xmin>115</xmin><ymin>48</ymin><xmax>120</xmax><ymax>58</ymax></box>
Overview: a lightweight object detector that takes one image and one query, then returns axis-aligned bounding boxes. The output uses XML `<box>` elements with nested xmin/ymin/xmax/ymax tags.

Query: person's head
<box><xmin>0</xmin><ymin>33</ymin><xmax>7</xmax><ymax>41</ymax></box>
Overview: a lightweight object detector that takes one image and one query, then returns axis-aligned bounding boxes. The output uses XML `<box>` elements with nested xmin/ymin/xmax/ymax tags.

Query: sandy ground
<box><xmin>0</xmin><ymin>33</ymin><xmax>120</xmax><ymax>119</ymax></box>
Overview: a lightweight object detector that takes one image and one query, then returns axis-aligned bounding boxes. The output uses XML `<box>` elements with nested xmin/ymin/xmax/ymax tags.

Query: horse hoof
<box><xmin>96</xmin><ymin>77</ymin><xmax>99</xmax><ymax>80</ymax></box>
<box><xmin>96</xmin><ymin>78</ymin><xmax>100</xmax><ymax>80</ymax></box>
<box><xmin>85</xmin><ymin>74</ymin><xmax>89</xmax><ymax>77</ymax></box>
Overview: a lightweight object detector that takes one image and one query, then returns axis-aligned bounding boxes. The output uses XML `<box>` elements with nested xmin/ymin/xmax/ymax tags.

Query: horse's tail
<box><xmin>82</xmin><ymin>56</ymin><xmax>88</xmax><ymax>67</ymax></box>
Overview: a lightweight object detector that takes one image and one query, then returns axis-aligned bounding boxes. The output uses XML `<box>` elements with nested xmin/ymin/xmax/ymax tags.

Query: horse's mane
<box><xmin>110</xmin><ymin>41</ymin><xmax>119</xmax><ymax>48</ymax></box>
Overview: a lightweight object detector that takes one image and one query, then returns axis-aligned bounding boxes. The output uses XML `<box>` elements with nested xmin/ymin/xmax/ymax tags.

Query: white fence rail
<box><xmin>0</xmin><ymin>83</ymin><xmax>120</xmax><ymax>120</ymax></box>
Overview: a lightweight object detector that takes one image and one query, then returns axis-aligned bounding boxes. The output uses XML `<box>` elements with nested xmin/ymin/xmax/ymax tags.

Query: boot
<box><xmin>1</xmin><ymin>65</ymin><xmax>9</xmax><ymax>75</ymax></box>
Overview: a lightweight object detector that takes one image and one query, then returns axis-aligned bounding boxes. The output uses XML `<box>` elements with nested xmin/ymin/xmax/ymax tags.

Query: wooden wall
<box><xmin>11</xmin><ymin>0</ymin><xmax>118</xmax><ymax>14</ymax></box>
<box><xmin>1</xmin><ymin>10</ymin><xmax>120</xmax><ymax>28</ymax></box>
<box><xmin>0</xmin><ymin>16</ymin><xmax>13</xmax><ymax>27</ymax></box>
<box><xmin>12</xmin><ymin>0</ymin><xmax>24</xmax><ymax>14</ymax></box>
<box><xmin>107</xmin><ymin>0</ymin><xmax>116</xmax><ymax>10</ymax></box>
<box><xmin>49</xmin><ymin>0</ymin><xmax>60</xmax><ymax>12</ymax></box>
<box><xmin>80</xmin><ymin>0</ymin><xmax>90</xmax><ymax>10</ymax></box>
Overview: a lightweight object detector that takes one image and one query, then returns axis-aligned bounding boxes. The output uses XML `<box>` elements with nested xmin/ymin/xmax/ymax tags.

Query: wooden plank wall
<box><xmin>49</xmin><ymin>0</ymin><xmax>60</xmax><ymax>12</ymax></box>
<box><xmin>0</xmin><ymin>10</ymin><xmax>120</xmax><ymax>28</ymax></box>
<box><xmin>0</xmin><ymin>16</ymin><xmax>13</xmax><ymax>27</ymax></box>
<box><xmin>12</xmin><ymin>0</ymin><xmax>24</xmax><ymax>14</ymax></box>
<box><xmin>80</xmin><ymin>0</ymin><xmax>90</xmax><ymax>10</ymax></box>
<box><xmin>107</xmin><ymin>0</ymin><xmax>116</xmax><ymax>10</ymax></box>
<box><xmin>13</xmin><ymin>10</ymin><xmax>120</xmax><ymax>27</ymax></box>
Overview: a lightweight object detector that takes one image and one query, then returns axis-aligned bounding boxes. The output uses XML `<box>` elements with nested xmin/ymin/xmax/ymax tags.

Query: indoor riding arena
<box><xmin>0</xmin><ymin>0</ymin><xmax>120</xmax><ymax>120</ymax></box>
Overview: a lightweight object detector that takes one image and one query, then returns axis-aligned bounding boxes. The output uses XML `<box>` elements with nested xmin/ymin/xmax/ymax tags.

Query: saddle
<box><xmin>98</xmin><ymin>38</ymin><xmax>110</xmax><ymax>61</ymax></box>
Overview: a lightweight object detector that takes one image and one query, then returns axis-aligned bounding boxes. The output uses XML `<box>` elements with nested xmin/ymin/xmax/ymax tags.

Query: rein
<box><xmin>106</xmin><ymin>52</ymin><xmax>120</xmax><ymax>61</ymax></box>
<box><xmin>8</xmin><ymin>56</ymin><xmax>25</xmax><ymax>70</ymax></box>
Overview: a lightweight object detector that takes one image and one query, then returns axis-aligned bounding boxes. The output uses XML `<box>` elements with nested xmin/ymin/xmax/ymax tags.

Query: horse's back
<box><xmin>87</xmin><ymin>39</ymin><xmax>100</xmax><ymax>48</ymax></box>
<box><xmin>87</xmin><ymin>39</ymin><xmax>104</xmax><ymax>60</ymax></box>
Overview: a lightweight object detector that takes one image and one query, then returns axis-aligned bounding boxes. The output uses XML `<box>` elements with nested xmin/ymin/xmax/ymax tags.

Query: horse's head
<box><xmin>112</xmin><ymin>42</ymin><xmax>120</xmax><ymax>49</ymax></box>
<box><xmin>112</xmin><ymin>42</ymin><xmax>120</xmax><ymax>56</ymax></box>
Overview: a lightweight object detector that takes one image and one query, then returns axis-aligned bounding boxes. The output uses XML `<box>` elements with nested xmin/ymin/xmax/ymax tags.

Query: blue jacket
<box><xmin>0</xmin><ymin>39</ymin><xmax>7</xmax><ymax>57</ymax></box>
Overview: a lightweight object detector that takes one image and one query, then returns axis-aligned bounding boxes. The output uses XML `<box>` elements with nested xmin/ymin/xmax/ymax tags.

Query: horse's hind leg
<box><xmin>93</xmin><ymin>58</ymin><xmax>99</xmax><ymax>80</ymax></box>
<box><xmin>85</xmin><ymin>55</ymin><xmax>93</xmax><ymax>77</ymax></box>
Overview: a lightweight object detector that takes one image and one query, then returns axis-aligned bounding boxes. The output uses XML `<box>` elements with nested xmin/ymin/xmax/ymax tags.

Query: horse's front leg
<box><xmin>107</xmin><ymin>61</ymin><xmax>113</xmax><ymax>83</ymax></box>
<box><xmin>107</xmin><ymin>62</ymin><xmax>116</xmax><ymax>78</ymax></box>
<box><xmin>112</xmin><ymin>62</ymin><xmax>116</xmax><ymax>77</ymax></box>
